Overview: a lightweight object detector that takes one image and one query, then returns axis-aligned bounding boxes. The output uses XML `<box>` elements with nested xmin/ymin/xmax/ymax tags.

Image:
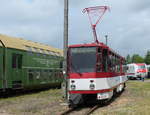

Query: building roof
<box><xmin>0</xmin><ymin>34</ymin><xmax>63</xmax><ymax>56</ymax></box>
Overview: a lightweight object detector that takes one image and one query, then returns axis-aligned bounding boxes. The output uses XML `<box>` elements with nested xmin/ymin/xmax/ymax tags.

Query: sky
<box><xmin>0</xmin><ymin>0</ymin><xmax>150</xmax><ymax>57</ymax></box>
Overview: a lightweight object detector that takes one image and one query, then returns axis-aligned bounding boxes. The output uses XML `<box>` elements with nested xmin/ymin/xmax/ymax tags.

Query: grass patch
<box><xmin>0</xmin><ymin>89</ymin><xmax>63</xmax><ymax>115</ymax></box>
<box><xmin>1</xmin><ymin>81</ymin><xmax>150</xmax><ymax>115</ymax></box>
<box><xmin>94</xmin><ymin>80</ymin><xmax>150</xmax><ymax>115</ymax></box>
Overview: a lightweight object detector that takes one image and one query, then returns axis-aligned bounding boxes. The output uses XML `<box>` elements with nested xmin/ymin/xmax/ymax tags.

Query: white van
<box><xmin>127</xmin><ymin>63</ymin><xmax>148</xmax><ymax>79</ymax></box>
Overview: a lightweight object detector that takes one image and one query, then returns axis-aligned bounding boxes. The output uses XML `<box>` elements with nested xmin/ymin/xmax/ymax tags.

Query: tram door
<box><xmin>12</xmin><ymin>54</ymin><xmax>23</xmax><ymax>89</ymax></box>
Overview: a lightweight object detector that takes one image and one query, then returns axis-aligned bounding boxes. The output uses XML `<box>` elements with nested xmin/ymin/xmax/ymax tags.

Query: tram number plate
<box><xmin>97</xmin><ymin>93</ymin><xmax>109</xmax><ymax>100</ymax></box>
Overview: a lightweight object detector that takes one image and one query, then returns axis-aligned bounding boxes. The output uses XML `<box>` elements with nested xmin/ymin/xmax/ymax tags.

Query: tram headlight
<box><xmin>89</xmin><ymin>84</ymin><xmax>95</xmax><ymax>90</ymax></box>
<box><xmin>71</xmin><ymin>84</ymin><xmax>76</xmax><ymax>90</ymax></box>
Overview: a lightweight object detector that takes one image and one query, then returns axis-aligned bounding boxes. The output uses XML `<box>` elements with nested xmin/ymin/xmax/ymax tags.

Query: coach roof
<box><xmin>0</xmin><ymin>34</ymin><xmax>63</xmax><ymax>56</ymax></box>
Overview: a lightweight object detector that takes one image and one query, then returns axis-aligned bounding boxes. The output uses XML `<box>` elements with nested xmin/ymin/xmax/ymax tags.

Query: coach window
<box><xmin>35</xmin><ymin>48</ymin><xmax>40</xmax><ymax>56</ymax></box>
<box><xmin>56</xmin><ymin>52</ymin><xmax>60</xmax><ymax>56</ymax></box>
<box><xmin>52</xmin><ymin>52</ymin><xmax>57</xmax><ymax>58</ymax></box>
<box><xmin>48</xmin><ymin>51</ymin><xmax>53</xmax><ymax>57</ymax></box>
<box><xmin>28</xmin><ymin>69</ymin><xmax>34</xmax><ymax>81</ymax></box>
<box><xmin>57</xmin><ymin>53</ymin><xmax>61</xmax><ymax>56</ymax></box>
<box><xmin>46</xmin><ymin>50</ymin><xmax>49</xmax><ymax>55</ymax></box>
<box><xmin>51</xmin><ymin>51</ymin><xmax>56</xmax><ymax>56</ymax></box>
<box><xmin>12</xmin><ymin>54</ymin><xmax>22</xmax><ymax>69</ymax></box>
<box><xmin>25</xmin><ymin>46</ymin><xmax>33</xmax><ymax>55</ymax></box>
<box><xmin>33</xmin><ymin>47</ymin><xmax>39</xmax><ymax>53</ymax></box>
<box><xmin>40</xmin><ymin>49</ymin><xmax>45</xmax><ymax>54</ymax></box>
<box><xmin>12</xmin><ymin>54</ymin><xmax>17</xmax><ymax>68</ymax></box>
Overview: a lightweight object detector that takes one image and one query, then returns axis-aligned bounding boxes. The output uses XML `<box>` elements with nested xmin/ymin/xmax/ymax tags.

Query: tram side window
<box><xmin>115</xmin><ymin>56</ymin><xmax>117</xmax><ymax>72</ymax></box>
<box><xmin>102</xmin><ymin>49</ymin><xmax>108</xmax><ymax>72</ymax></box>
<box><xmin>12</xmin><ymin>54</ymin><xmax>22</xmax><ymax>69</ymax></box>
<box><xmin>116</xmin><ymin>58</ymin><xmax>120</xmax><ymax>73</ymax></box>
<box><xmin>108</xmin><ymin>53</ymin><xmax>113</xmax><ymax>72</ymax></box>
<box><xmin>97</xmin><ymin>48</ymin><xmax>102</xmax><ymax>72</ymax></box>
<box><xmin>97</xmin><ymin>48</ymin><xmax>108</xmax><ymax>72</ymax></box>
<box><xmin>108</xmin><ymin>54</ymin><xmax>111</xmax><ymax>71</ymax></box>
<box><xmin>112</xmin><ymin>55</ymin><xmax>116</xmax><ymax>72</ymax></box>
<box><xmin>108</xmin><ymin>53</ymin><xmax>116</xmax><ymax>72</ymax></box>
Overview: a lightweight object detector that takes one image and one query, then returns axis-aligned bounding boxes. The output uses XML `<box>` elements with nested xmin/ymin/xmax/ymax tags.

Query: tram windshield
<box><xmin>69</xmin><ymin>47</ymin><xmax>96</xmax><ymax>73</ymax></box>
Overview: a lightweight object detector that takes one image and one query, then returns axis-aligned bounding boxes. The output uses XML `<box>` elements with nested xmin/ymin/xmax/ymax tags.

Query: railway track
<box><xmin>61</xmin><ymin>104</ymin><xmax>101</xmax><ymax>115</ymax></box>
<box><xmin>61</xmin><ymin>107</ymin><xmax>76</xmax><ymax>115</ymax></box>
<box><xmin>84</xmin><ymin>105</ymin><xmax>101</xmax><ymax>115</ymax></box>
<box><xmin>61</xmin><ymin>91</ymin><xmax>124</xmax><ymax>115</ymax></box>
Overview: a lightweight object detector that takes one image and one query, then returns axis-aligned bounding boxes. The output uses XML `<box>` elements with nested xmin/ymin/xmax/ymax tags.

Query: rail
<box><xmin>61</xmin><ymin>104</ymin><xmax>101</xmax><ymax>115</ymax></box>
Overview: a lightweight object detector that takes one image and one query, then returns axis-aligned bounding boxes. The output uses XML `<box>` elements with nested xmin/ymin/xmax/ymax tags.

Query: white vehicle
<box><xmin>127</xmin><ymin>63</ymin><xmax>148</xmax><ymax>79</ymax></box>
<box><xmin>146</xmin><ymin>65</ymin><xmax>150</xmax><ymax>78</ymax></box>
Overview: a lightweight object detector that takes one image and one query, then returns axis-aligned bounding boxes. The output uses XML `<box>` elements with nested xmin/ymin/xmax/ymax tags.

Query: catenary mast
<box><xmin>63</xmin><ymin>0</ymin><xmax>69</xmax><ymax>100</ymax></box>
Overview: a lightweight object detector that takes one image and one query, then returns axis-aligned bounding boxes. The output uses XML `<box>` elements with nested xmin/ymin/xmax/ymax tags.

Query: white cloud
<box><xmin>0</xmin><ymin>0</ymin><xmax>149</xmax><ymax>57</ymax></box>
<box><xmin>0</xmin><ymin>0</ymin><xmax>63</xmax><ymax>48</ymax></box>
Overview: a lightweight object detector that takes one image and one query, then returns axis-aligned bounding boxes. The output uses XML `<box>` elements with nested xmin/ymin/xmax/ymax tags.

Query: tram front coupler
<box><xmin>68</xmin><ymin>94</ymin><xmax>83</xmax><ymax>108</ymax></box>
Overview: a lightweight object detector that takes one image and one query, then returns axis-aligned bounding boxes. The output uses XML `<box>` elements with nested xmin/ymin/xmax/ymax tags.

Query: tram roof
<box><xmin>69</xmin><ymin>42</ymin><xmax>125</xmax><ymax>60</ymax></box>
<box><xmin>69</xmin><ymin>42</ymin><xmax>108</xmax><ymax>48</ymax></box>
<box><xmin>0</xmin><ymin>34</ymin><xmax>63</xmax><ymax>56</ymax></box>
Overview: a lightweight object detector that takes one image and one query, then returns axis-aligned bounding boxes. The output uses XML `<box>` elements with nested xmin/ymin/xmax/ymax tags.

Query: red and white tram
<box><xmin>66</xmin><ymin>6</ymin><xmax>128</xmax><ymax>107</ymax></box>
<box><xmin>67</xmin><ymin>43</ymin><xmax>127</xmax><ymax>107</ymax></box>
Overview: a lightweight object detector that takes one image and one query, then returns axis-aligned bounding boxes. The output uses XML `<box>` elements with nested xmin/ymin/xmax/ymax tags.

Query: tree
<box><xmin>145</xmin><ymin>51</ymin><xmax>150</xmax><ymax>64</ymax></box>
<box><xmin>132</xmin><ymin>54</ymin><xmax>144</xmax><ymax>63</ymax></box>
<box><xmin>126</xmin><ymin>54</ymin><xmax>132</xmax><ymax>64</ymax></box>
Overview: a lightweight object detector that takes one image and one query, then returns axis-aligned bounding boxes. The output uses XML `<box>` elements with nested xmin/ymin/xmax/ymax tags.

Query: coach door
<box><xmin>12</xmin><ymin>54</ymin><xmax>23</xmax><ymax>88</ymax></box>
<box><xmin>0</xmin><ymin>46</ymin><xmax>3</xmax><ymax>89</ymax></box>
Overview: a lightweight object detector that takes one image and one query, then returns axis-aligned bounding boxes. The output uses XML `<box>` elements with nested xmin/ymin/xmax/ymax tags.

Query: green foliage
<box><xmin>132</xmin><ymin>54</ymin><xmax>144</xmax><ymax>63</ymax></box>
<box><xmin>145</xmin><ymin>51</ymin><xmax>150</xmax><ymax>64</ymax></box>
<box><xmin>126</xmin><ymin>51</ymin><xmax>150</xmax><ymax>64</ymax></box>
<box><xmin>126</xmin><ymin>54</ymin><xmax>132</xmax><ymax>64</ymax></box>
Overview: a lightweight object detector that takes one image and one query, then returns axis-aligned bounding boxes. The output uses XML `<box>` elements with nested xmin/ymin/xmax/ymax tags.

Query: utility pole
<box><xmin>105</xmin><ymin>35</ymin><xmax>108</xmax><ymax>46</ymax></box>
<box><xmin>63</xmin><ymin>0</ymin><xmax>69</xmax><ymax>100</ymax></box>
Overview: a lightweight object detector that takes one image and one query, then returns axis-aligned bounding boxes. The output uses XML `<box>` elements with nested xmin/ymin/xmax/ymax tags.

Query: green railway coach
<box><xmin>0</xmin><ymin>34</ymin><xmax>63</xmax><ymax>92</ymax></box>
